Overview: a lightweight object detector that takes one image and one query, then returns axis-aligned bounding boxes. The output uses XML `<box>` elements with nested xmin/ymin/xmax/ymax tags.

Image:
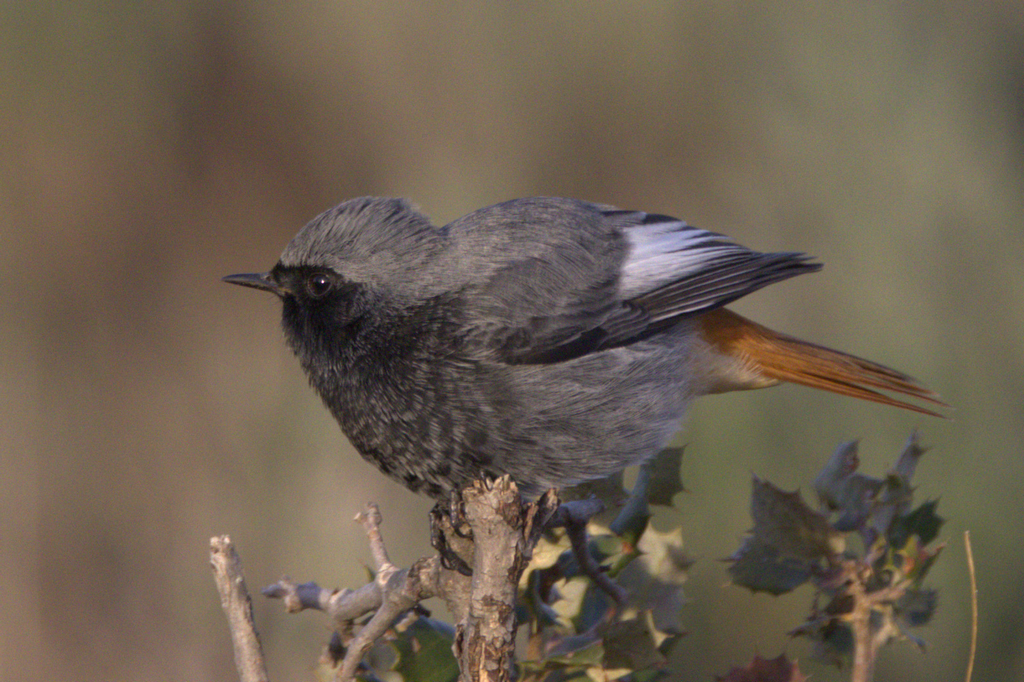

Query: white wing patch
<box><xmin>618</xmin><ymin>217</ymin><xmax>748</xmax><ymax>299</ymax></box>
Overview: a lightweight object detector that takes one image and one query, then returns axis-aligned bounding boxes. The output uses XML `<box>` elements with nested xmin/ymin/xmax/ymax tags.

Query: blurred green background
<box><xmin>2</xmin><ymin>3</ymin><xmax>1022</xmax><ymax>680</ymax></box>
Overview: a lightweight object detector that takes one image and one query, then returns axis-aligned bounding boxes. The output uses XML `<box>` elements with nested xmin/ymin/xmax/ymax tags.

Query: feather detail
<box><xmin>615</xmin><ymin>212</ymin><xmax>822</xmax><ymax>319</ymax></box>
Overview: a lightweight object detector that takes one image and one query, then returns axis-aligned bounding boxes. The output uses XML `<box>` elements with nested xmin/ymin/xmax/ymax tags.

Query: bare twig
<box><xmin>210</xmin><ymin>536</ymin><xmax>270</xmax><ymax>682</ymax></box>
<box><xmin>263</xmin><ymin>568</ymin><xmax>437</xmax><ymax>628</ymax></box>
<box><xmin>261</xmin><ymin>510</ymin><xmax>444</xmax><ymax>682</ymax></box>
<box><xmin>336</xmin><ymin>557</ymin><xmax>438</xmax><ymax>681</ymax></box>
<box><xmin>356</xmin><ymin>503</ymin><xmax>391</xmax><ymax>571</ymax></box>
<box><xmin>965</xmin><ymin>531</ymin><xmax>977</xmax><ymax>682</ymax></box>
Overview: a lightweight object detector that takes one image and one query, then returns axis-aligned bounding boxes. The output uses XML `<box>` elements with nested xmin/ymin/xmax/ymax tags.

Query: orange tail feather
<box><xmin>699</xmin><ymin>308</ymin><xmax>949</xmax><ymax>418</ymax></box>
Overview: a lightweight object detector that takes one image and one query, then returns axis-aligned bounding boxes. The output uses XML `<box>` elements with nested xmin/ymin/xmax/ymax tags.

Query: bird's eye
<box><xmin>305</xmin><ymin>272</ymin><xmax>334</xmax><ymax>298</ymax></box>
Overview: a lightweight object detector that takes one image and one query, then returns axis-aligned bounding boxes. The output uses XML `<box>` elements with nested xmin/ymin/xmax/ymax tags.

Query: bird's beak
<box><xmin>222</xmin><ymin>272</ymin><xmax>284</xmax><ymax>296</ymax></box>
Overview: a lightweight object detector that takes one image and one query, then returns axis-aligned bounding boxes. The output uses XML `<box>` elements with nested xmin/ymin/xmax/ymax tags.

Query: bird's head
<box><xmin>223</xmin><ymin>197</ymin><xmax>443</xmax><ymax>367</ymax></box>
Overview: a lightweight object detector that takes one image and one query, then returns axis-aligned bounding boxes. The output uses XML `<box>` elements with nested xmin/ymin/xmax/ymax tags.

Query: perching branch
<box><xmin>453</xmin><ymin>477</ymin><xmax>559</xmax><ymax>682</ymax></box>
<box><xmin>254</xmin><ymin>477</ymin><xmax>562</xmax><ymax>682</ymax></box>
<box><xmin>215</xmin><ymin>476</ymin><xmax>673</xmax><ymax>682</ymax></box>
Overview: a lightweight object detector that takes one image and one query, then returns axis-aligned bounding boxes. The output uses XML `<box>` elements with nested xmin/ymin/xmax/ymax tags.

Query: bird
<box><xmin>224</xmin><ymin>196</ymin><xmax>946</xmax><ymax>499</ymax></box>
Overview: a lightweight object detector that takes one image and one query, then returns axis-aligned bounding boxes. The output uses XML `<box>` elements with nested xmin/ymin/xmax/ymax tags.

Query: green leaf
<box><xmin>554</xmin><ymin>532</ymin><xmax>632</xmax><ymax>581</ymax></box>
<box><xmin>832</xmin><ymin>473</ymin><xmax>885</xmax><ymax>532</ymax></box>
<box><xmin>576</xmin><ymin>581</ymin><xmax>614</xmax><ymax>632</ymax></box>
<box><xmin>790</xmin><ymin>612</ymin><xmax>855</xmax><ymax>666</ymax></box>
<box><xmin>911</xmin><ymin>542</ymin><xmax>946</xmax><ymax>583</ymax></box>
<box><xmin>889</xmin><ymin>499</ymin><xmax>944</xmax><ymax>549</ymax></box>
<box><xmin>810</xmin><ymin>621</ymin><xmax>854</xmax><ymax>666</ymax></box>
<box><xmin>591</xmin><ymin>533</ymin><xmax>629</xmax><ymax>563</ymax></box>
<box><xmin>543</xmin><ymin>630</ymin><xmax>606</xmax><ymax>666</ymax></box>
<box><xmin>870</xmin><ymin>473</ymin><xmax>914</xmax><ymax>539</ymax></box>
<box><xmin>632</xmin><ymin>667</ymin><xmax>672</xmax><ymax>682</ymax></box>
<box><xmin>389</xmin><ymin>616</ymin><xmax>459</xmax><ymax>682</ymax></box>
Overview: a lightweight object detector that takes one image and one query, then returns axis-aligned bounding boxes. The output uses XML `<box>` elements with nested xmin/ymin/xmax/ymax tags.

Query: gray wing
<box><xmin>450</xmin><ymin>199</ymin><xmax>820</xmax><ymax>364</ymax></box>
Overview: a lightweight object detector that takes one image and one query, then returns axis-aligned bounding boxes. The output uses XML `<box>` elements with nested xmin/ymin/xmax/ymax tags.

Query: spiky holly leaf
<box><xmin>813</xmin><ymin>440</ymin><xmax>861</xmax><ymax>508</ymax></box>
<box><xmin>789</xmin><ymin>614</ymin><xmax>854</xmax><ymax>667</ymax></box>
<box><xmin>750</xmin><ymin>477</ymin><xmax>844</xmax><ymax>561</ymax></box>
<box><xmin>911</xmin><ymin>542</ymin><xmax>946</xmax><ymax>583</ymax></box>
<box><xmin>388</xmin><ymin>616</ymin><xmax>458</xmax><ymax>682</ymax></box>
<box><xmin>619</xmin><ymin>525</ymin><xmax>691</xmax><ymax>635</ymax></box>
<box><xmin>631</xmin><ymin>667</ymin><xmax>672</xmax><ymax>682</ymax></box>
<box><xmin>834</xmin><ymin>473</ymin><xmax>885</xmax><ymax>532</ymax></box>
<box><xmin>869</xmin><ymin>473</ymin><xmax>914</xmax><ymax>540</ymax></box>
<box><xmin>727</xmin><ymin>539</ymin><xmax>814</xmax><ymax>595</ymax></box>
<box><xmin>577</xmin><ymin>580</ymin><xmax>615</xmax><ymax>632</ymax></box>
<box><xmin>592</xmin><ymin>533</ymin><xmax>631</xmax><ymax>566</ymax></box>
<box><xmin>891</xmin><ymin>431</ymin><xmax>926</xmax><ymax>482</ymax></box>
<box><xmin>715</xmin><ymin>654</ymin><xmax>809</xmax><ymax>682</ymax></box>
<box><xmin>539</xmin><ymin>629</ymin><xmax>605</xmax><ymax>667</ymax></box>
<box><xmin>644</xmin><ymin>446</ymin><xmax>687</xmax><ymax>507</ymax></box>
<box><xmin>897</xmin><ymin>587</ymin><xmax>939</xmax><ymax>628</ymax></box>
<box><xmin>890</xmin><ymin>499</ymin><xmax>944</xmax><ymax>548</ymax></box>
<box><xmin>811</xmin><ymin>622</ymin><xmax>854</xmax><ymax>666</ymax></box>
<box><xmin>813</xmin><ymin>440</ymin><xmax>890</xmax><ymax>532</ymax></box>
<box><xmin>602</xmin><ymin>617</ymin><xmax>665</xmax><ymax>672</ymax></box>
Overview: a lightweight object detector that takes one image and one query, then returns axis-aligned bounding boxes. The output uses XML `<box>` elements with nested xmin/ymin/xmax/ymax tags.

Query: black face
<box><xmin>268</xmin><ymin>264</ymin><xmax>369</xmax><ymax>364</ymax></box>
<box><xmin>269</xmin><ymin>263</ymin><xmax>344</xmax><ymax>301</ymax></box>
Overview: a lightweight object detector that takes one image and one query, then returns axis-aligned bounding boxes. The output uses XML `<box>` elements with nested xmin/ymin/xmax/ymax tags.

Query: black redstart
<box><xmin>224</xmin><ymin>197</ymin><xmax>945</xmax><ymax>498</ymax></box>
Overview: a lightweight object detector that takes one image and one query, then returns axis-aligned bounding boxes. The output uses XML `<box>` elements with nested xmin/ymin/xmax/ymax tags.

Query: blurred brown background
<box><xmin>2</xmin><ymin>3</ymin><xmax>1022</xmax><ymax>680</ymax></box>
